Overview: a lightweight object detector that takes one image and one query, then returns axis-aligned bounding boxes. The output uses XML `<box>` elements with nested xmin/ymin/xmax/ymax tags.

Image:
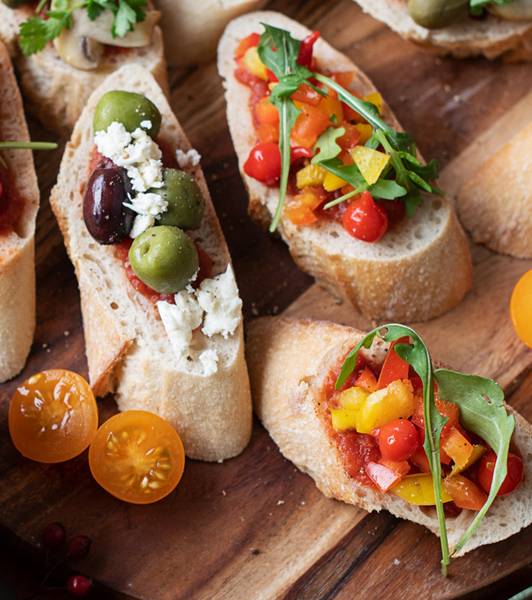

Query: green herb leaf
<box><xmin>312</xmin><ymin>127</ymin><xmax>345</xmax><ymax>164</ymax></box>
<box><xmin>370</xmin><ymin>179</ymin><xmax>407</xmax><ymax>200</ymax></box>
<box><xmin>434</xmin><ymin>369</ymin><xmax>515</xmax><ymax>557</ymax></box>
<box><xmin>470</xmin><ymin>0</ymin><xmax>512</xmax><ymax>14</ymax></box>
<box><xmin>335</xmin><ymin>324</ymin><xmax>451</xmax><ymax>575</ymax></box>
<box><xmin>0</xmin><ymin>141</ymin><xmax>58</xmax><ymax>150</ymax></box>
<box><xmin>19</xmin><ymin>13</ymin><xmax>71</xmax><ymax>55</ymax></box>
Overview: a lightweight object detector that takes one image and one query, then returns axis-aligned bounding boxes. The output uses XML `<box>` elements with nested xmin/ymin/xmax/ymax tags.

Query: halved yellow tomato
<box><xmin>89</xmin><ymin>410</ymin><xmax>185</xmax><ymax>504</ymax></box>
<box><xmin>510</xmin><ymin>270</ymin><xmax>532</xmax><ymax>348</ymax></box>
<box><xmin>9</xmin><ymin>369</ymin><xmax>98</xmax><ymax>463</ymax></box>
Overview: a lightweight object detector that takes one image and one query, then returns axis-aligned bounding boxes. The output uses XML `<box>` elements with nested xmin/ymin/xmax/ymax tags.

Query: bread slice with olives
<box><xmin>218</xmin><ymin>11</ymin><xmax>472</xmax><ymax>322</ymax></box>
<box><xmin>50</xmin><ymin>65</ymin><xmax>252</xmax><ymax>462</ymax></box>
<box><xmin>0</xmin><ymin>40</ymin><xmax>40</xmax><ymax>382</ymax></box>
<box><xmin>246</xmin><ymin>316</ymin><xmax>532</xmax><ymax>557</ymax></box>
<box><xmin>353</xmin><ymin>0</ymin><xmax>532</xmax><ymax>61</ymax></box>
<box><xmin>2</xmin><ymin>3</ymin><xmax>167</xmax><ymax>134</ymax></box>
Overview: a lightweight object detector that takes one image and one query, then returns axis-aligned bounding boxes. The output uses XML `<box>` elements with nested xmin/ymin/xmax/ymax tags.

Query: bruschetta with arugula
<box><xmin>218</xmin><ymin>12</ymin><xmax>472</xmax><ymax>322</ymax></box>
<box><xmin>50</xmin><ymin>64</ymin><xmax>252</xmax><ymax>462</ymax></box>
<box><xmin>353</xmin><ymin>0</ymin><xmax>532</xmax><ymax>60</ymax></box>
<box><xmin>247</xmin><ymin>316</ymin><xmax>532</xmax><ymax>569</ymax></box>
<box><xmin>0</xmin><ymin>0</ymin><xmax>167</xmax><ymax>133</ymax></box>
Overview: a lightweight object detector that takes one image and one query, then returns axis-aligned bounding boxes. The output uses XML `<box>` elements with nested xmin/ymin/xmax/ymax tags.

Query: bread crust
<box><xmin>50</xmin><ymin>65</ymin><xmax>252</xmax><ymax>462</ymax></box>
<box><xmin>247</xmin><ymin>316</ymin><xmax>532</xmax><ymax>556</ymax></box>
<box><xmin>354</xmin><ymin>0</ymin><xmax>532</xmax><ymax>61</ymax></box>
<box><xmin>218</xmin><ymin>11</ymin><xmax>472</xmax><ymax>322</ymax></box>
<box><xmin>456</xmin><ymin>123</ymin><xmax>532</xmax><ymax>259</ymax></box>
<box><xmin>3</xmin><ymin>5</ymin><xmax>167</xmax><ymax>134</ymax></box>
<box><xmin>0</xmin><ymin>41</ymin><xmax>39</xmax><ymax>383</ymax></box>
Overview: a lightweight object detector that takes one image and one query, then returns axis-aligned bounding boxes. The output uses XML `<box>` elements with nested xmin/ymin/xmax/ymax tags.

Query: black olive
<box><xmin>83</xmin><ymin>167</ymin><xmax>134</xmax><ymax>244</ymax></box>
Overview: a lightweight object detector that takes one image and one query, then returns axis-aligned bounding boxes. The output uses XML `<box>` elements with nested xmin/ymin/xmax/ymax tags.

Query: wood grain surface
<box><xmin>0</xmin><ymin>1</ymin><xmax>531</xmax><ymax>599</ymax></box>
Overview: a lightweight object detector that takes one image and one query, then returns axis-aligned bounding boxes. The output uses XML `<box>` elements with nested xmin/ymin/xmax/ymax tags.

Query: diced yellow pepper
<box><xmin>356</xmin><ymin>380</ymin><xmax>414</xmax><ymax>434</ymax></box>
<box><xmin>242</xmin><ymin>46</ymin><xmax>268</xmax><ymax>80</ymax></box>
<box><xmin>331</xmin><ymin>408</ymin><xmax>359</xmax><ymax>431</ymax></box>
<box><xmin>362</xmin><ymin>92</ymin><xmax>383</xmax><ymax>114</ymax></box>
<box><xmin>296</xmin><ymin>164</ymin><xmax>326</xmax><ymax>189</ymax></box>
<box><xmin>450</xmin><ymin>444</ymin><xmax>486</xmax><ymax>476</ymax></box>
<box><xmin>354</xmin><ymin>124</ymin><xmax>373</xmax><ymax>144</ymax></box>
<box><xmin>323</xmin><ymin>171</ymin><xmax>346</xmax><ymax>192</ymax></box>
<box><xmin>350</xmin><ymin>146</ymin><xmax>390</xmax><ymax>185</ymax></box>
<box><xmin>442</xmin><ymin>428</ymin><xmax>474</xmax><ymax>472</ymax></box>
<box><xmin>391</xmin><ymin>474</ymin><xmax>452</xmax><ymax>506</ymax></box>
<box><xmin>330</xmin><ymin>387</ymin><xmax>368</xmax><ymax>432</ymax></box>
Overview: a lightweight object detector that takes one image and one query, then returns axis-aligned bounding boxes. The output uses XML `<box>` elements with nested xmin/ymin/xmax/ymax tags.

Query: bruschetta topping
<box><xmin>17</xmin><ymin>1</ymin><xmax>159</xmax><ymax>70</ymax></box>
<box><xmin>234</xmin><ymin>25</ymin><xmax>441</xmax><ymax>241</ymax></box>
<box><xmin>328</xmin><ymin>324</ymin><xmax>524</xmax><ymax>574</ymax></box>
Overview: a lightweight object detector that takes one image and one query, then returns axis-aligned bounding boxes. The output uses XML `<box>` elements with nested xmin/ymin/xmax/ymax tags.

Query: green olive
<box><xmin>155</xmin><ymin>169</ymin><xmax>205</xmax><ymax>230</ymax></box>
<box><xmin>408</xmin><ymin>0</ymin><xmax>469</xmax><ymax>28</ymax></box>
<box><xmin>93</xmin><ymin>91</ymin><xmax>161</xmax><ymax>138</ymax></box>
<box><xmin>128</xmin><ymin>226</ymin><xmax>199</xmax><ymax>294</ymax></box>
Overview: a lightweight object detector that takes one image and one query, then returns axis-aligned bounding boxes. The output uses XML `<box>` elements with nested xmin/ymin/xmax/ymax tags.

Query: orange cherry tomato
<box><xmin>443</xmin><ymin>474</ymin><xmax>487</xmax><ymax>511</ymax></box>
<box><xmin>89</xmin><ymin>410</ymin><xmax>185</xmax><ymax>504</ymax></box>
<box><xmin>510</xmin><ymin>270</ymin><xmax>532</xmax><ymax>348</ymax></box>
<box><xmin>9</xmin><ymin>370</ymin><xmax>98</xmax><ymax>464</ymax></box>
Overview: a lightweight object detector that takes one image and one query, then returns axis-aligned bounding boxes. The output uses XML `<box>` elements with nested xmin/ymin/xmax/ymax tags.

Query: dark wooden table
<box><xmin>1</xmin><ymin>1</ymin><xmax>531</xmax><ymax>598</ymax></box>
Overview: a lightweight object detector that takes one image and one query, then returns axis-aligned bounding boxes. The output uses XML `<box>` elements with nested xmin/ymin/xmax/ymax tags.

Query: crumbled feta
<box><xmin>124</xmin><ymin>192</ymin><xmax>168</xmax><ymax>217</ymax></box>
<box><xmin>197</xmin><ymin>266</ymin><xmax>242</xmax><ymax>338</ymax></box>
<box><xmin>130</xmin><ymin>214</ymin><xmax>155</xmax><ymax>238</ymax></box>
<box><xmin>94</xmin><ymin>121</ymin><xmax>131</xmax><ymax>158</ymax></box>
<box><xmin>140</xmin><ymin>120</ymin><xmax>152</xmax><ymax>130</ymax></box>
<box><xmin>156</xmin><ymin>266</ymin><xmax>242</xmax><ymax>375</ymax></box>
<box><xmin>176</xmin><ymin>148</ymin><xmax>201</xmax><ymax>169</ymax></box>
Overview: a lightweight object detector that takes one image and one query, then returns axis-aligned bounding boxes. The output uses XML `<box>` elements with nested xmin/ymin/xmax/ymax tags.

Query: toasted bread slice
<box><xmin>0</xmin><ymin>5</ymin><xmax>167</xmax><ymax>134</ymax></box>
<box><xmin>0</xmin><ymin>41</ymin><xmax>39</xmax><ymax>382</ymax></box>
<box><xmin>218</xmin><ymin>11</ymin><xmax>472</xmax><ymax>322</ymax></box>
<box><xmin>353</xmin><ymin>0</ymin><xmax>532</xmax><ymax>61</ymax></box>
<box><xmin>247</xmin><ymin>316</ymin><xmax>532</xmax><ymax>556</ymax></box>
<box><xmin>50</xmin><ymin>65</ymin><xmax>252</xmax><ymax>462</ymax></box>
<box><xmin>456</xmin><ymin>123</ymin><xmax>532</xmax><ymax>259</ymax></box>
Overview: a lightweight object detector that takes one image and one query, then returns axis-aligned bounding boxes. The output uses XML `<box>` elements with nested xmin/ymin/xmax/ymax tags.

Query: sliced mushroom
<box><xmin>53</xmin><ymin>29</ymin><xmax>104</xmax><ymax>70</ymax></box>
<box><xmin>75</xmin><ymin>9</ymin><xmax>160</xmax><ymax>48</ymax></box>
<box><xmin>488</xmin><ymin>0</ymin><xmax>532</xmax><ymax>21</ymax></box>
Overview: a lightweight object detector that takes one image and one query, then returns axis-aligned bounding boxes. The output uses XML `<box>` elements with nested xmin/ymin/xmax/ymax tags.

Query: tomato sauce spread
<box><xmin>0</xmin><ymin>163</ymin><xmax>24</xmax><ymax>235</ymax></box>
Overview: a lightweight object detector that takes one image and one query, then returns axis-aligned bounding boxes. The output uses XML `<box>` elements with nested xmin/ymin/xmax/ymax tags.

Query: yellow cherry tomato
<box><xmin>89</xmin><ymin>410</ymin><xmax>185</xmax><ymax>504</ymax></box>
<box><xmin>510</xmin><ymin>270</ymin><xmax>532</xmax><ymax>348</ymax></box>
<box><xmin>9</xmin><ymin>369</ymin><xmax>98</xmax><ymax>463</ymax></box>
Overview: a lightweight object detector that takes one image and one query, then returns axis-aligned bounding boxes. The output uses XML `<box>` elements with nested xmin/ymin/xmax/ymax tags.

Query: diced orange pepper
<box><xmin>285</xmin><ymin>204</ymin><xmax>318</xmax><ymax>226</ymax></box>
<box><xmin>291</xmin><ymin>83</ymin><xmax>322</xmax><ymax>106</ymax></box>
<box><xmin>255</xmin><ymin>97</ymin><xmax>279</xmax><ymax>126</ymax></box>
<box><xmin>354</xmin><ymin>367</ymin><xmax>378</xmax><ymax>393</ymax></box>
<box><xmin>444</xmin><ymin>474</ymin><xmax>487</xmax><ymax>511</ymax></box>
<box><xmin>318</xmin><ymin>91</ymin><xmax>344</xmax><ymax>124</ymax></box>
<box><xmin>442</xmin><ymin>427</ymin><xmax>474</xmax><ymax>471</ymax></box>
<box><xmin>256</xmin><ymin>122</ymin><xmax>279</xmax><ymax>144</ymax></box>
<box><xmin>291</xmin><ymin>104</ymin><xmax>330</xmax><ymax>148</ymax></box>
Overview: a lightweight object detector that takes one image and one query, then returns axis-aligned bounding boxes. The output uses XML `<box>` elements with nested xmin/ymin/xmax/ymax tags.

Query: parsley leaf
<box><xmin>312</xmin><ymin>127</ymin><xmax>345</xmax><ymax>164</ymax></box>
<box><xmin>113</xmin><ymin>0</ymin><xmax>144</xmax><ymax>37</ymax></box>
<box><xmin>19</xmin><ymin>13</ymin><xmax>71</xmax><ymax>55</ymax></box>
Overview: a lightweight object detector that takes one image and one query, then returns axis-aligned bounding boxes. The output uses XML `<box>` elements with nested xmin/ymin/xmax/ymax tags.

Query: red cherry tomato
<box><xmin>477</xmin><ymin>451</ymin><xmax>524</xmax><ymax>496</ymax></box>
<box><xmin>342</xmin><ymin>192</ymin><xmax>388</xmax><ymax>242</ymax></box>
<box><xmin>243</xmin><ymin>142</ymin><xmax>281</xmax><ymax>186</ymax></box>
<box><xmin>377</xmin><ymin>418</ymin><xmax>419</xmax><ymax>462</ymax></box>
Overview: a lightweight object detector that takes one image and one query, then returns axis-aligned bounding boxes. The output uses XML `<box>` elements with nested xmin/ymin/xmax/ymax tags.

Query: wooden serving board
<box><xmin>1</xmin><ymin>1</ymin><xmax>531</xmax><ymax>598</ymax></box>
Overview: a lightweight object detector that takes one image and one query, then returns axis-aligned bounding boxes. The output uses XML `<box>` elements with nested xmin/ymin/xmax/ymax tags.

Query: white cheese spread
<box><xmin>176</xmin><ymin>148</ymin><xmax>201</xmax><ymax>169</ymax></box>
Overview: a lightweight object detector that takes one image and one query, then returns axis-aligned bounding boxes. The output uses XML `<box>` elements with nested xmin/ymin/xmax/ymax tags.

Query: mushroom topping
<box><xmin>75</xmin><ymin>9</ymin><xmax>160</xmax><ymax>48</ymax></box>
<box><xmin>53</xmin><ymin>30</ymin><xmax>104</xmax><ymax>70</ymax></box>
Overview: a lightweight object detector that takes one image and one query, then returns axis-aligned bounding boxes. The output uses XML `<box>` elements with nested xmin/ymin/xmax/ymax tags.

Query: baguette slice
<box><xmin>0</xmin><ymin>41</ymin><xmax>39</xmax><ymax>382</ymax></box>
<box><xmin>157</xmin><ymin>0</ymin><xmax>267</xmax><ymax>66</ymax></box>
<box><xmin>50</xmin><ymin>65</ymin><xmax>252</xmax><ymax>462</ymax></box>
<box><xmin>0</xmin><ymin>5</ymin><xmax>167</xmax><ymax>134</ymax></box>
<box><xmin>456</xmin><ymin>122</ymin><xmax>532</xmax><ymax>259</ymax></box>
<box><xmin>218</xmin><ymin>11</ymin><xmax>472</xmax><ymax>323</ymax></box>
<box><xmin>353</xmin><ymin>0</ymin><xmax>532</xmax><ymax>61</ymax></box>
<box><xmin>247</xmin><ymin>316</ymin><xmax>532</xmax><ymax>556</ymax></box>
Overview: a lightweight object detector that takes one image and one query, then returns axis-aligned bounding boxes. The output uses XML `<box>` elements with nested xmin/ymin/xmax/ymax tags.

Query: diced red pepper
<box><xmin>297</xmin><ymin>31</ymin><xmax>320</xmax><ymax>67</ymax></box>
<box><xmin>354</xmin><ymin>367</ymin><xmax>378</xmax><ymax>393</ymax></box>
<box><xmin>292</xmin><ymin>83</ymin><xmax>322</xmax><ymax>106</ymax></box>
<box><xmin>365</xmin><ymin>461</ymin><xmax>403</xmax><ymax>492</ymax></box>
<box><xmin>377</xmin><ymin>337</ymin><xmax>410</xmax><ymax>389</ymax></box>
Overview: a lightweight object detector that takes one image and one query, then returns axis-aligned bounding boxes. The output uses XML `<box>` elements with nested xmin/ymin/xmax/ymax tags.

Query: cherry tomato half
<box><xmin>377</xmin><ymin>419</ymin><xmax>419</xmax><ymax>462</ymax></box>
<box><xmin>510</xmin><ymin>270</ymin><xmax>532</xmax><ymax>348</ymax></box>
<box><xmin>342</xmin><ymin>192</ymin><xmax>388</xmax><ymax>242</ymax></box>
<box><xmin>9</xmin><ymin>370</ymin><xmax>98</xmax><ymax>463</ymax></box>
<box><xmin>477</xmin><ymin>451</ymin><xmax>523</xmax><ymax>496</ymax></box>
<box><xmin>89</xmin><ymin>410</ymin><xmax>185</xmax><ymax>504</ymax></box>
<box><xmin>243</xmin><ymin>142</ymin><xmax>281</xmax><ymax>186</ymax></box>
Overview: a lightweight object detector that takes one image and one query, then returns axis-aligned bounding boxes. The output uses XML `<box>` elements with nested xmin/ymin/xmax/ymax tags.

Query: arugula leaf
<box><xmin>312</xmin><ymin>127</ymin><xmax>345</xmax><ymax>164</ymax></box>
<box><xmin>336</xmin><ymin>324</ymin><xmax>451</xmax><ymax>575</ymax></box>
<box><xmin>434</xmin><ymin>370</ymin><xmax>515</xmax><ymax>557</ymax></box>
<box><xmin>370</xmin><ymin>179</ymin><xmax>407</xmax><ymax>200</ymax></box>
